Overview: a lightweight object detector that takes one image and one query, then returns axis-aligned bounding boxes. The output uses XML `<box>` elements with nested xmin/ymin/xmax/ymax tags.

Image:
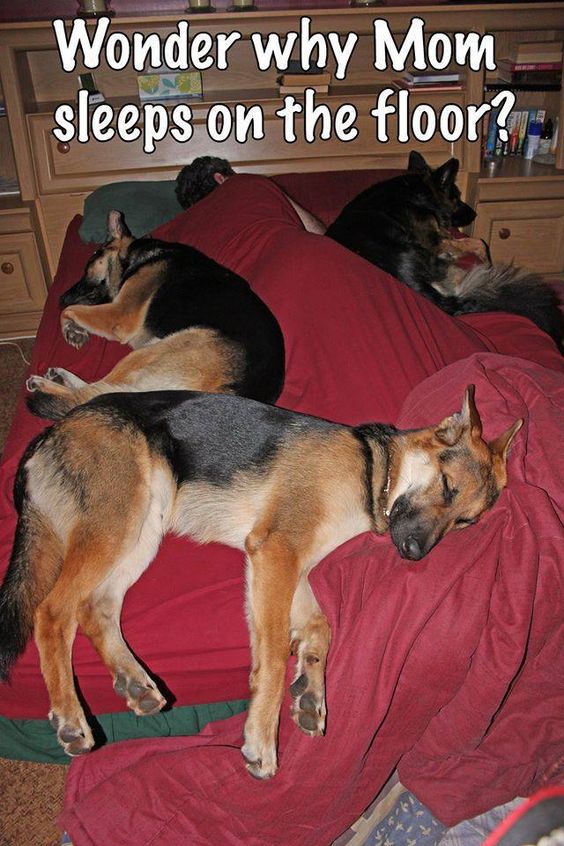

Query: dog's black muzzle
<box><xmin>60</xmin><ymin>277</ymin><xmax>111</xmax><ymax>308</ymax></box>
<box><xmin>389</xmin><ymin>495</ymin><xmax>434</xmax><ymax>561</ymax></box>
<box><xmin>451</xmin><ymin>201</ymin><xmax>477</xmax><ymax>228</ymax></box>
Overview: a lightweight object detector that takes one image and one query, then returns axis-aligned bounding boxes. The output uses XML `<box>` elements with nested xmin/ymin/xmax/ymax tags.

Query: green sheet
<box><xmin>0</xmin><ymin>699</ymin><xmax>248</xmax><ymax>764</ymax></box>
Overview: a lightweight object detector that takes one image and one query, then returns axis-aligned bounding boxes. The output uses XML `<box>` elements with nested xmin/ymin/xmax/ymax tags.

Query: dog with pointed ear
<box><xmin>387</xmin><ymin>385</ymin><xmax>523</xmax><ymax>560</ymax></box>
<box><xmin>408</xmin><ymin>151</ymin><xmax>477</xmax><ymax>228</ymax></box>
<box><xmin>59</xmin><ymin>209</ymin><xmax>134</xmax><ymax>309</ymax></box>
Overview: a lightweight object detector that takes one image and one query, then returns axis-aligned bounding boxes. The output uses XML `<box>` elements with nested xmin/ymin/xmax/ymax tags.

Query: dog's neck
<box><xmin>352</xmin><ymin>423</ymin><xmax>398</xmax><ymax>534</ymax></box>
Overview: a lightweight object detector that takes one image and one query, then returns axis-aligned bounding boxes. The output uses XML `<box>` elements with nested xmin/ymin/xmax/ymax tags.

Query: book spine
<box><xmin>485</xmin><ymin>107</ymin><xmax>500</xmax><ymax>156</ymax></box>
<box><xmin>508</xmin><ymin>111</ymin><xmax>521</xmax><ymax>154</ymax></box>
<box><xmin>517</xmin><ymin>109</ymin><xmax>530</xmax><ymax>154</ymax></box>
<box><xmin>510</xmin><ymin>61</ymin><xmax>562</xmax><ymax>71</ymax></box>
<box><xmin>536</xmin><ymin>108</ymin><xmax>546</xmax><ymax>124</ymax></box>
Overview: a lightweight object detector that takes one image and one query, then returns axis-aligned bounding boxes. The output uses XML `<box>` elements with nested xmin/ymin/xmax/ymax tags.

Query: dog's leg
<box><xmin>27</xmin><ymin>329</ymin><xmax>242</xmax><ymax>416</ymax></box>
<box><xmin>43</xmin><ymin>368</ymin><xmax>88</xmax><ymax>388</ymax></box>
<box><xmin>242</xmin><ymin>528</ymin><xmax>299</xmax><ymax>780</ymax></box>
<box><xmin>34</xmin><ymin>531</ymin><xmax>121</xmax><ymax>756</ymax></box>
<box><xmin>76</xmin><ymin>461</ymin><xmax>171</xmax><ymax>716</ymax></box>
<box><xmin>60</xmin><ymin>302</ymin><xmax>143</xmax><ymax>348</ymax></box>
<box><xmin>289</xmin><ymin>574</ymin><xmax>331</xmax><ymax>737</ymax></box>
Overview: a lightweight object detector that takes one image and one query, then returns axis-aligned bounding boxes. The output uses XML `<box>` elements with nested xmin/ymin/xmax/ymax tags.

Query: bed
<box><xmin>0</xmin><ymin>171</ymin><xmax>562</xmax><ymax>845</ymax></box>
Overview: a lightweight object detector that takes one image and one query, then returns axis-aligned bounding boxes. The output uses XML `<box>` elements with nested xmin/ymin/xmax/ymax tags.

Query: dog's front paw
<box><xmin>241</xmin><ymin>724</ymin><xmax>278</xmax><ymax>780</ymax></box>
<box><xmin>62</xmin><ymin>319</ymin><xmax>90</xmax><ymax>349</ymax></box>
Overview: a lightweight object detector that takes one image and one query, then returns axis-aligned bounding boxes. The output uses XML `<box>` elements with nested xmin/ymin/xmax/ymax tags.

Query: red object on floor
<box><xmin>0</xmin><ymin>174</ymin><xmax>562</xmax><ymax>841</ymax></box>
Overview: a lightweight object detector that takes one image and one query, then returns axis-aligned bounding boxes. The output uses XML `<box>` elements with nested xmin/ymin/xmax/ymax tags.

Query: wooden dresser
<box><xmin>0</xmin><ymin>3</ymin><xmax>563</xmax><ymax>338</ymax></box>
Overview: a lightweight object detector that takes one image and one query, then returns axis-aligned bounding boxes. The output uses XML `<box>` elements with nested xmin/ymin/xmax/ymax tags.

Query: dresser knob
<box><xmin>1</xmin><ymin>262</ymin><xmax>14</xmax><ymax>274</ymax></box>
<box><xmin>498</xmin><ymin>228</ymin><xmax>511</xmax><ymax>240</ymax></box>
<box><xmin>57</xmin><ymin>141</ymin><xmax>71</xmax><ymax>154</ymax></box>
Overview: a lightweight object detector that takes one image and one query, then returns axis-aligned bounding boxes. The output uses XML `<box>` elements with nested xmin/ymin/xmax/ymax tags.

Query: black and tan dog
<box><xmin>26</xmin><ymin>210</ymin><xmax>285</xmax><ymax>415</ymax></box>
<box><xmin>327</xmin><ymin>152</ymin><xmax>563</xmax><ymax>349</ymax></box>
<box><xmin>0</xmin><ymin>386</ymin><xmax>521</xmax><ymax>778</ymax></box>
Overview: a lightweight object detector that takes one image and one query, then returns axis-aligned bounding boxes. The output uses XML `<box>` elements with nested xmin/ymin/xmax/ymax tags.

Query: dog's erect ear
<box><xmin>434</xmin><ymin>386</ymin><xmax>482</xmax><ymax>445</ymax></box>
<box><xmin>106</xmin><ymin>209</ymin><xmax>132</xmax><ymax>242</ymax></box>
<box><xmin>434</xmin><ymin>412</ymin><xmax>465</xmax><ymax>446</ymax></box>
<box><xmin>488</xmin><ymin>419</ymin><xmax>523</xmax><ymax>462</ymax></box>
<box><xmin>408</xmin><ymin>151</ymin><xmax>430</xmax><ymax>174</ymax></box>
<box><xmin>433</xmin><ymin>158</ymin><xmax>460</xmax><ymax>188</ymax></box>
<box><xmin>460</xmin><ymin>385</ymin><xmax>482</xmax><ymax>439</ymax></box>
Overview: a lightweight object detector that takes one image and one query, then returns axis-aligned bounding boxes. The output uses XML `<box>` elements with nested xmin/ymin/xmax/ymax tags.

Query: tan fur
<box><xmin>28</xmin><ymin>328</ymin><xmax>245</xmax><ymax>409</ymax></box>
<box><xmin>61</xmin><ymin>260</ymin><xmax>166</xmax><ymax>346</ymax></box>
<box><xmin>17</xmin><ymin>388</ymin><xmax>521</xmax><ymax>773</ymax></box>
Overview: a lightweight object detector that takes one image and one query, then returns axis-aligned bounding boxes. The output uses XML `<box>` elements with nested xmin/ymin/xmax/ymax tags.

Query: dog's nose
<box><xmin>400</xmin><ymin>536</ymin><xmax>422</xmax><ymax>560</ymax></box>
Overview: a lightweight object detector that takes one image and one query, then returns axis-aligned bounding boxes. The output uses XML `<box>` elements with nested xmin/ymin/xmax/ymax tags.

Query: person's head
<box><xmin>175</xmin><ymin>156</ymin><xmax>235</xmax><ymax>209</ymax></box>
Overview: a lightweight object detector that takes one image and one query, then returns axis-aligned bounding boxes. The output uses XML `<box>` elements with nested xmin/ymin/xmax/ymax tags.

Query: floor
<box><xmin>0</xmin><ymin>338</ymin><xmax>67</xmax><ymax>846</ymax></box>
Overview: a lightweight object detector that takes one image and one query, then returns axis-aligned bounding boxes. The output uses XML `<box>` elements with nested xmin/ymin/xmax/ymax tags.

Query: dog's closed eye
<box><xmin>442</xmin><ymin>473</ymin><xmax>458</xmax><ymax>504</ymax></box>
<box><xmin>454</xmin><ymin>516</ymin><xmax>476</xmax><ymax>526</ymax></box>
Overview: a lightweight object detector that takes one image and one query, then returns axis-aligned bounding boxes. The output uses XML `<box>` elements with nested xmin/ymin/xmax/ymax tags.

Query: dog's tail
<box><xmin>442</xmin><ymin>264</ymin><xmax>563</xmax><ymax>351</ymax></box>
<box><xmin>0</xmin><ymin>435</ymin><xmax>63</xmax><ymax>681</ymax></box>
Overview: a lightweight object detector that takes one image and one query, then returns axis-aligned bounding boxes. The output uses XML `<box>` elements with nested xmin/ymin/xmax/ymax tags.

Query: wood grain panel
<box><xmin>473</xmin><ymin>198</ymin><xmax>564</xmax><ymax>272</ymax></box>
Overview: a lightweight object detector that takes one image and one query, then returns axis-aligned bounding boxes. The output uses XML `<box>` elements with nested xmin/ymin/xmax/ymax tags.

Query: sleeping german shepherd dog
<box><xmin>0</xmin><ymin>386</ymin><xmax>521</xmax><ymax>778</ymax></box>
<box><xmin>26</xmin><ymin>210</ymin><xmax>285</xmax><ymax>414</ymax></box>
<box><xmin>326</xmin><ymin>152</ymin><xmax>563</xmax><ymax>350</ymax></box>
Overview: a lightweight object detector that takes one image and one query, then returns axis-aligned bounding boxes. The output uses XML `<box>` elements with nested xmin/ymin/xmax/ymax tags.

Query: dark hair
<box><xmin>175</xmin><ymin>156</ymin><xmax>235</xmax><ymax>209</ymax></box>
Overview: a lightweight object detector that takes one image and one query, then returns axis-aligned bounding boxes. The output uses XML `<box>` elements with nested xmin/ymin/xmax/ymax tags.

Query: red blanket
<box><xmin>0</xmin><ymin>174</ymin><xmax>562</xmax><ymax>839</ymax></box>
<box><xmin>3</xmin><ymin>175</ymin><xmax>559</xmax><ymax>720</ymax></box>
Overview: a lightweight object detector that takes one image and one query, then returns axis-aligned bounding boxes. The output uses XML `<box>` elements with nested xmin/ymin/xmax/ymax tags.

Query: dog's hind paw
<box><xmin>26</xmin><ymin>375</ymin><xmax>45</xmax><ymax>392</ymax></box>
<box><xmin>43</xmin><ymin>367</ymin><xmax>67</xmax><ymax>385</ymax></box>
<box><xmin>50</xmin><ymin>712</ymin><xmax>94</xmax><ymax>757</ymax></box>
<box><xmin>113</xmin><ymin>672</ymin><xmax>166</xmax><ymax>716</ymax></box>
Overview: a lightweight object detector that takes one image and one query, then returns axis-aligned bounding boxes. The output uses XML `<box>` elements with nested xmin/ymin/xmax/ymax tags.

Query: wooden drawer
<box><xmin>473</xmin><ymin>199</ymin><xmax>564</xmax><ymax>274</ymax></box>
<box><xmin>28</xmin><ymin>92</ymin><xmax>464</xmax><ymax>194</ymax></box>
<box><xmin>0</xmin><ymin>211</ymin><xmax>47</xmax><ymax>338</ymax></box>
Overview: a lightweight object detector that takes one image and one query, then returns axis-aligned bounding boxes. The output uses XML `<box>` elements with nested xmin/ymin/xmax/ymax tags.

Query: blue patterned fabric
<box><xmin>365</xmin><ymin>792</ymin><xmax>445</xmax><ymax>846</ymax></box>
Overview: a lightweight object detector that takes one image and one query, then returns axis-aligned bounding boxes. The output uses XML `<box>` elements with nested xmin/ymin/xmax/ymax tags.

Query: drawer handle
<box><xmin>498</xmin><ymin>228</ymin><xmax>511</xmax><ymax>240</ymax></box>
<box><xmin>57</xmin><ymin>141</ymin><xmax>71</xmax><ymax>154</ymax></box>
<box><xmin>1</xmin><ymin>262</ymin><xmax>14</xmax><ymax>275</ymax></box>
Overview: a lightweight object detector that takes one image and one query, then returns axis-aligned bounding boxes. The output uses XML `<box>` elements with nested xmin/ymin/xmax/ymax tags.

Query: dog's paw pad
<box><xmin>291</xmin><ymin>676</ymin><xmax>325</xmax><ymax>736</ymax></box>
<box><xmin>289</xmin><ymin>673</ymin><xmax>308</xmax><ymax>697</ymax></box>
<box><xmin>114</xmin><ymin>673</ymin><xmax>166</xmax><ymax>716</ymax></box>
<box><xmin>44</xmin><ymin>368</ymin><xmax>66</xmax><ymax>384</ymax></box>
<box><xmin>51</xmin><ymin>717</ymin><xmax>94</xmax><ymax>757</ymax></box>
<box><xmin>62</xmin><ymin>321</ymin><xmax>90</xmax><ymax>349</ymax></box>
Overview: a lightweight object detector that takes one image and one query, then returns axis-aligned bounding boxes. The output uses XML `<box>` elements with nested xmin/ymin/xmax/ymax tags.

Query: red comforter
<box><xmin>0</xmin><ymin>175</ymin><xmax>562</xmax><ymax>841</ymax></box>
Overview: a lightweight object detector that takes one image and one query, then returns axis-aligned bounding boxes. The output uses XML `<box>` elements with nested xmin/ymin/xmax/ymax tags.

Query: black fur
<box><xmin>82</xmin><ymin>391</ymin><xmax>337</xmax><ymax>487</ymax></box>
<box><xmin>326</xmin><ymin>154</ymin><xmax>474</xmax><ymax>298</ymax></box>
<box><xmin>58</xmin><ymin>235</ymin><xmax>285</xmax><ymax>405</ymax></box>
<box><xmin>327</xmin><ymin>152</ymin><xmax>563</xmax><ymax>350</ymax></box>
<box><xmin>0</xmin><ymin>509</ymin><xmax>35</xmax><ymax>681</ymax></box>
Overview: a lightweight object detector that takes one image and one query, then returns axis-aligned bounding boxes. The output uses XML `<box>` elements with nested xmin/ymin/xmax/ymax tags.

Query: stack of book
<box><xmin>491</xmin><ymin>41</ymin><xmax>562</xmax><ymax>90</ymax></box>
<box><xmin>392</xmin><ymin>70</ymin><xmax>462</xmax><ymax>92</ymax></box>
<box><xmin>483</xmin><ymin>106</ymin><xmax>547</xmax><ymax>157</ymax></box>
<box><xmin>277</xmin><ymin>66</ymin><xmax>331</xmax><ymax>95</ymax></box>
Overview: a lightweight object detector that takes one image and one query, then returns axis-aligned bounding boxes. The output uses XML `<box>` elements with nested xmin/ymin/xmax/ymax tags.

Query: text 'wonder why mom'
<box><xmin>52</xmin><ymin>16</ymin><xmax>497</xmax><ymax>80</ymax></box>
